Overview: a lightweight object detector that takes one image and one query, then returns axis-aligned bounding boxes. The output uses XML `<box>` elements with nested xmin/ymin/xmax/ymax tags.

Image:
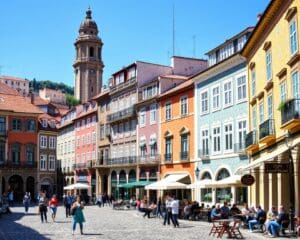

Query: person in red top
<box><xmin>49</xmin><ymin>194</ymin><xmax>59</xmax><ymax>222</ymax></box>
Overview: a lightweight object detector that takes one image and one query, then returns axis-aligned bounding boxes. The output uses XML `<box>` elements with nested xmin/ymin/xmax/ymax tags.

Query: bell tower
<box><xmin>73</xmin><ymin>7</ymin><xmax>104</xmax><ymax>103</ymax></box>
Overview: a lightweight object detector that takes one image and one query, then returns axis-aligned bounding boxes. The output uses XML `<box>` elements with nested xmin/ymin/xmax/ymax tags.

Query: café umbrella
<box><xmin>63</xmin><ymin>183</ymin><xmax>91</xmax><ymax>190</ymax></box>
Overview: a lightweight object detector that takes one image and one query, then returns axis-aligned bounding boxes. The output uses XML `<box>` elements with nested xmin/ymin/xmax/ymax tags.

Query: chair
<box><xmin>209</xmin><ymin>220</ymin><xmax>223</xmax><ymax>237</ymax></box>
<box><xmin>280</xmin><ymin>219</ymin><xmax>290</xmax><ymax>235</ymax></box>
<box><xmin>257</xmin><ymin>217</ymin><xmax>266</xmax><ymax>233</ymax></box>
<box><xmin>229</xmin><ymin>219</ymin><xmax>244</xmax><ymax>239</ymax></box>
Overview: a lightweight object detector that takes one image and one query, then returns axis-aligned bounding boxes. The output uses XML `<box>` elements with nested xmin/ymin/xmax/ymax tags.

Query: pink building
<box><xmin>74</xmin><ymin>101</ymin><xmax>97</xmax><ymax>196</ymax></box>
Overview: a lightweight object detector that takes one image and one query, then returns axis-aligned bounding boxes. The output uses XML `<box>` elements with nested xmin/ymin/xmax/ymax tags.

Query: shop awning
<box><xmin>118</xmin><ymin>181</ymin><xmax>154</xmax><ymax>188</ymax></box>
<box><xmin>186</xmin><ymin>179</ymin><xmax>216</xmax><ymax>189</ymax></box>
<box><xmin>203</xmin><ymin>175</ymin><xmax>242</xmax><ymax>188</ymax></box>
<box><xmin>145</xmin><ymin>173</ymin><xmax>188</xmax><ymax>190</ymax></box>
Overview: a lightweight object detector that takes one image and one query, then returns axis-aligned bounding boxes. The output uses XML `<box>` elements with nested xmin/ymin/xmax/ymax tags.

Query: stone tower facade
<box><xmin>74</xmin><ymin>7</ymin><xmax>104</xmax><ymax>103</ymax></box>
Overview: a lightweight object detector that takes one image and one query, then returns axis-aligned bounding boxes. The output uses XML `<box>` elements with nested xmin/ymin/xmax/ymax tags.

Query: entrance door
<box><xmin>8</xmin><ymin>175</ymin><xmax>24</xmax><ymax>202</ymax></box>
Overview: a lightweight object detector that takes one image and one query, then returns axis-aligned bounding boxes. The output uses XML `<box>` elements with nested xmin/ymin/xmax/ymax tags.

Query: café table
<box><xmin>210</xmin><ymin>219</ymin><xmax>235</xmax><ymax>238</ymax></box>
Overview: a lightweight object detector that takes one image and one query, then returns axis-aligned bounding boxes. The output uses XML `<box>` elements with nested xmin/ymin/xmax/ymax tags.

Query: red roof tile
<box><xmin>0</xmin><ymin>82</ymin><xmax>20</xmax><ymax>95</ymax></box>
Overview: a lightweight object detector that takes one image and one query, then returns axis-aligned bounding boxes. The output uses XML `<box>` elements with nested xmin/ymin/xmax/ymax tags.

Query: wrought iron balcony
<box><xmin>180</xmin><ymin>151</ymin><xmax>189</xmax><ymax>160</ymax></box>
<box><xmin>259</xmin><ymin>119</ymin><xmax>275</xmax><ymax>143</ymax></box>
<box><xmin>245</xmin><ymin>130</ymin><xmax>258</xmax><ymax>151</ymax></box>
<box><xmin>107</xmin><ymin>106</ymin><xmax>136</xmax><ymax>123</ymax></box>
<box><xmin>109</xmin><ymin>77</ymin><xmax>137</xmax><ymax>94</ymax></box>
<box><xmin>0</xmin><ymin>161</ymin><xmax>37</xmax><ymax>168</ymax></box>
<box><xmin>281</xmin><ymin>99</ymin><xmax>300</xmax><ymax>131</ymax></box>
<box><xmin>106</xmin><ymin>156</ymin><xmax>137</xmax><ymax>166</ymax></box>
<box><xmin>198</xmin><ymin>149</ymin><xmax>209</xmax><ymax>159</ymax></box>
<box><xmin>138</xmin><ymin>154</ymin><xmax>160</xmax><ymax>164</ymax></box>
<box><xmin>164</xmin><ymin>153</ymin><xmax>172</xmax><ymax>162</ymax></box>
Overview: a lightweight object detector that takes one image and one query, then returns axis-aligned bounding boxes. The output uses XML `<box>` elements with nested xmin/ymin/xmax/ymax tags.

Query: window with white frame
<box><xmin>259</xmin><ymin>101</ymin><xmax>264</xmax><ymax>124</ymax></box>
<box><xmin>139</xmin><ymin>108</ymin><xmax>146</xmax><ymax>127</ymax></box>
<box><xmin>77</xmin><ymin>136</ymin><xmax>80</xmax><ymax>147</ymax></box>
<box><xmin>92</xmin><ymin>150</ymin><xmax>96</xmax><ymax>160</ymax></box>
<box><xmin>119</xmin><ymin>123</ymin><xmax>124</xmax><ymax>137</ymax></box>
<box><xmin>40</xmin><ymin>135</ymin><xmax>47</xmax><ymax>148</ymax></box>
<box><xmin>290</xmin><ymin>19</ymin><xmax>298</xmax><ymax>55</ymax></box>
<box><xmin>224</xmin><ymin>123</ymin><xmax>233</xmax><ymax>152</ymax></box>
<box><xmin>208</xmin><ymin>53</ymin><xmax>216</xmax><ymax>66</ymax></box>
<box><xmin>237</xmin><ymin>35</ymin><xmax>247</xmax><ymax>51</ymax></box>
<box><xmin>237</xmin><ymin>120</ymin><xmax>247</xmax><ymax>150</ymax></box>
<box><xmin>40</xmin><ymin>155</ymin><xmax>47</xmax><ymax>170</ymax></box>
<box><xmin>82</xmin><ymin>135</ymin><xmax>85</xmax><ymax>146</ymax></box>
<box><xmin>165</xmin><ymin>137</ymin><xmax>172</xmax><ymax>161</ymax></box>
<box><xmin>252</xmin><ymin>107</ymin><xmax>257</xmax><ymax>130</ymax></box>
<box><xmin>81</xmin><ymin>119</ymin><xmax>85</xmax><ymax>129</ymax></box>
<box><xmin>92</xmin><ymin>115</ymin><xmax>96</xmax><ymax>124</ymax></box>
<box><xmin>267</xmin><ymin>94</ymin><xmax>273</xmax><ymax>119</ymax></box>
<box><xmin>280</xmin><ymin>81</ymin><xmax>287</xmax><ymax>102</ymax></box>
<box><xmin>86</xmin><ymin>118</ymin><xmax>90</xmax><ymax>128</ymax></box>
<box><xmin>266</xmin><ymin>51</ymin><xmax>272</xmax><ymax>81</ymax></box>
<box><xmin>49</xmin><ymin>136</ymin><xmax>56</xmax><ymax>149</ymax></box>
<box><xmin>212</xmin><ymin>86</ymin><xmax>220</xmax><ymax>111</ymax></box>
<box><xmin>165</xmin><ymin>102</ymin><xmax>172</xmax><ymax>120</ymax></box>
<box><xmin>42</xmin><ymin>119</ymin><xmax>47</xmax><ymax>128</ymax></box>
<box><xmin>92</xmin><ymin>131</ymin><xmax>96</xmax><ymax>143</ymax></box>
<box><xmin>237</xmin><ymin>75</ymin><xmax>247</xmax><ymax>102</ymax></box>
<box><xmin>201</xmin><ymin>129</ymin><xmax>209</xmax><ymax>155</ymax></box>
<box><xmin>82</xmin><ymin>153</ymin><xmax>85</xmax><ymax>162</ymax></box>
<box><xmin>200</xmin><ymin>90</ymin><xmax>209</xmax><ymax>114</ymax></box>
<box><xmin>100</xmin><ymin>125</ymin><xmax>105</xmax><ymax>140</ymax></box>
<box><xmin>76</xmin><ymin>121</ymin><xmax>80</xmax><ymax>130</ymax></box>
<box><xmin>115</xmin><ymin>73</ymin><xmax>124</xmax><ymax>85</ymax></box>
<box><xmin>48</xmin><ymin>155</ymin><xmax>55</xmax><ymax>171</ymax></box>
<box><xmin>180</xmin><ymin>96</ymin><xmax>188</xmax><ymax>116</ymax></box>
<box><xmin>150</xmin><ymin>104</ymin><xmax>156</xmax><ymax>124</ymax></box>
<box><xmin>292</xmin><ymin>71</ymin><xmax>299</xmax><ymax>98</ymax></box>
<box><xmin>131</xmin><ymin>120</ymin><xmax>136</xmax><ymax>135</ymax></box>
<box><xmin>224</xmin><ymin>81</ymin><xmax>232</xmax><ymax>107</ymax></box>
<box><xmin>86</xmin><ymin>133</ymin><xmax>91</xmax><ymax>145</ymax></box>
<box><xmin>128</xmin><ymin>67</ymin><xmax>136</xmax><ymax>79</ymax></box>
<box><xmin>212</xmin><ymin>126</ymin><xmax>221</xmax><ymax>154</ymax></box>
<box><xmin>251</xmin><ymin>69</ymin><xmax>256</xmax><ymax>97</ymax></box>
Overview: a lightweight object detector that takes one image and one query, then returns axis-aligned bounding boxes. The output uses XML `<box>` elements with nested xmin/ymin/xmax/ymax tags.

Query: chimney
<box><xmin>29</xmin><ymin>88</ymin><xmax>34</xmax><ymax>104</ymax></box>
<box><xmin>257</xmin><ymin>13</ymin><xmax>262</xmax><ymax>22</ymax></box>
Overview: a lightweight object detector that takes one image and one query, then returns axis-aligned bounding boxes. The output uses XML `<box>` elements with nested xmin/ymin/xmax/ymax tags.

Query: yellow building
<box><xmin>242</xmin><ymin>0</ymin><xmax>300</xmax><ymax>217</ymax></box>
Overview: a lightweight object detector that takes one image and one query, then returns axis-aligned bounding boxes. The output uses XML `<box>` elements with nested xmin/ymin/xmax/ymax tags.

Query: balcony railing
<box><xmin>73</xmin><ymin>163</ymin><xmax>87</xmax><ymax>169</ymax></box>
<box><xmin>180</xmin><ymin>151</ymin><xmax>189</xmax><ymax>160</ymax></box>
<box><xmin>107</xmin><ymin>106</ymin><xmax>136</xmax><ymax>123</ymax></box>
<box><xmin>234</xmin><ymin>142</ymin><xmax>245</xmax><ymax>153</ymax></box>
<box><xmin>109</xmin><ymin>77</ymin><xmax>137</xmax><ymax>94</ymax></box>
<box><xmin>198</xmin><ymin>149</ymin><xmax>209</xmax><ymax>159</ymax></box>
<box><xmin>281</xmin><ymin>99</ymin><xmax>300</xmax><ymax>126</ymax></box>
<box><xmin>107</xmin><ymin>156</ymin><xmax>137</xmax><ymax>166</ymax></box>
<box><xmin>164</xmin><ymin>153</ymin><xmax>172</xmax><ymax>162</ymax></box>
<box><xmin>138</xmin><ymin>154</ymin><xmax>160</xmax><ymax>164</ymax></box>
<box><xmin>0</xmin><ymin>161</ymin><xmax>37</xmax><ymax>168</ymax></box>
<box><xmin>245</xmin><ymin>130</ymin><xmax>258</xmax><ymax>149</ymax></box>
<box><xmin>259</xmin><ymin>119</ymin><xmax>275</xmax><ymax>140</ymax></box>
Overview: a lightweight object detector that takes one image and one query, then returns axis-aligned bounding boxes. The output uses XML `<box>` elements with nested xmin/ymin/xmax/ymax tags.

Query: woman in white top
<box><xmin>171</xmin><ymin>197</ymin><xmax>179</xmax><ymax>227</ymax></box>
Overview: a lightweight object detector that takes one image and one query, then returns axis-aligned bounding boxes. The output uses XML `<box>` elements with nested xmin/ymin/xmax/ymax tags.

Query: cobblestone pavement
<box><xmin>0</xmin><ymin>205</ymin><xmax>291</xmax><ymax>240</ymax></box>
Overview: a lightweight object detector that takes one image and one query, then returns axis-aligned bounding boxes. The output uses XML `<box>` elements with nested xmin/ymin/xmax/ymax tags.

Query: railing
<box><xmin>138</xmin><ymin>154</ymin><xmax>160</xmax><ymax>164</ymax></box>
<box><xmin>164</xmin><ymin>153</ymin><xmax>172</xmax><ymax>162</ymax></box>
<box><xmin>73</xmin><ymin>163</ymin><xmax>87</xmax><ymax>169</ymax></box>
<box><xmin>198</xmin><ymin>149</ymin><xmax>209</xmax><ymax>159</ymax></box>
<box><xmin>0</xmin><ymin>161</ymin><xmax>37</xmax><ymax>168</ymax></box>
<box><xmin>233</xmin><ymin>142</ymin><xmax>245</xmax><ymax>153</ymax></box>
<box><xmin>281</xmin><ymin>99</ymin><xmax>300</xmax><ymax>125</ymax></box>
<box><xmin>109</xmin><ymin>77</ymin><xmax>137</xmax><ymax>94</ymax></box>
<box><xmin>180</xmin><ymin>151</ymin><xmax>189</xmax><ymax>160</ymax></box>
<box><xmin>245</xmin><ymin>130</ymin><xmax>257</xmax><ymax>148</ymax></box>
<box><xmin>259</xmin><ymin>119</ymin><xmax>275</xmax><ymax>140</ymax></box>
<box><xmin>107</xmin><ymin>106</ymin><xmax>136</xmax><ymax>123</ymax></box>
<box><xmin>107</xmin><ymin>156</ymin><xmax>137</xmax><ymax>165</ymax></box>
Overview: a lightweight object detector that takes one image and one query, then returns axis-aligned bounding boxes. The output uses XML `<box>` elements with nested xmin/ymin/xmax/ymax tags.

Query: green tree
<box><xmin>66</xmin><ymin>94</ymin><xmax>80</xmax><ymax>106</ymax></box>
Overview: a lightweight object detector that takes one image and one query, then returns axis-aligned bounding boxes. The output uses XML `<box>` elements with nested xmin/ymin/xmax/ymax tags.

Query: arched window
<box><xmin>89</xmin><ymin>47</ymin><xmax>94</xmax><ymax>57</ymax></box>
<box><xmin>201</xmin><ymin>171</ymin><xmax>212</xmax><ymax>180</ymax></box>
<box><xmin>119</xmin><ymin>170</ymin><xmax>126</xmax><ymax>184</ymax></box>
<box><xmin>139</xmin><ymin>169</ymin><xmax>147</xmax><ymax>180</ymax></box>
<box><xmin>216</xmin><ymin>168</ymin><xmax>230</xmax><ymax>181</ymax></box>
<box><xmin>128</xmin><ymin>169</ymin><xmax>136</xmax><ymax>182</ymax></box>
<box><xmin>149</xmin><ymin>169</ymin><xmax>157</xmax><ymax>179</ymax></box>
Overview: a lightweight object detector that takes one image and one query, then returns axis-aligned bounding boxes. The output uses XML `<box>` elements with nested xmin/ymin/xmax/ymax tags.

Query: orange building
<box><xmin>158</xmin><ymin>80</ymin><xmax>196</xmax><ymax>200</ymax></box>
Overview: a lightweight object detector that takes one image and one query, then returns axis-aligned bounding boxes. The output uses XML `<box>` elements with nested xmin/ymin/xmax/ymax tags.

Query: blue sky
<box><xmin>0</xmin><ymin>0</ymin><xmax>270</xmax><ymax>87</ymax></box>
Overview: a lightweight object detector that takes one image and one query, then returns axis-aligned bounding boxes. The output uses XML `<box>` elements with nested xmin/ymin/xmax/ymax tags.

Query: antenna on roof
<box><xmin>172</xmin><ymin>4</ymin><xmax>175</xmax><ymax>56</ymax></box>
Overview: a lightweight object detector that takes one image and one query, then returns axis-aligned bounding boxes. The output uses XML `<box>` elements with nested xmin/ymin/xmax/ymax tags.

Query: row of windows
<box><xmin>41</xmin><ymin>118</ymin><xmax>56</xmax><ymax>128</ymax></box>
<box><xmin>40</xmin><ymin>154</ymin><xmax>55</xmax><ymax>171</ymax></box>
<box><xmin>57</xmin><ymin>140</ymin><xmax>75</xmax><ymax>155</ymax></box>
<box><xmin>0</xmin><ymin>142</ymin><xmax>36</xmax><ymax>164</ymax></box>
<box><xmin>164</xmin><ymin>96</ymin><xmax>189</xmax><ymax>121</ymax></box>
<box><xmin>76</xmin><ymin>116</ymin><xmax>96</xmax><ymax>130</ymax></box>
<box><xmin>199</xmin><ymin>75</ymin><xmax>247</xmax><ymax>115</ymax></box>
<box><xmin>111</xmin><ymin>120</ymin><xmax>136</xmax><ymax>139</ymax></box>
<box><xmin>164</xmin><ymin>133</ymin><xmax>189</xmax><ymax>161</ymax></box>
<box><xmin>40</xmin><ymin>136</ymin><xmax>56</xmax><ymax>149</ymax></box>
<box><xmin>110</xmin><ymin>94</ymin><xmax>137</xmax><ymax>113</ymax></box>
<box><xmin>76</xmin><ymin>151</ymin><xmax>96</xmax><ymax>163</ymax></box>
<box><xmin>111</xmin><ymin>144</ymin><xmax>136</xmax><ymax>159</ymax></box>
<box><xmin>200</xmin><ymin>120</ymin><xmax>247</xmax><ymax>155</ymax></box>
<box><xmin>140</xmin><ymin>104</ymin><xmax>157</xmax><ymax>127</ymax></box>
<box><xmin>76</xmin><ymin>132</ymin><xmax>96</xmax><ymax>147</ymax></box>
<box><xmin>9</xmin><ymin>118</ymin><xmax>37</xmax><ymax>132</ymax></box>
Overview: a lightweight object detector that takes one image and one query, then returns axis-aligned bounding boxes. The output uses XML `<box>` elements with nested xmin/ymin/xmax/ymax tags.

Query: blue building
<box><xmin>192</xmin><ymin>27</ymin><xmax>253</xmax><ymax>205</ymax></box>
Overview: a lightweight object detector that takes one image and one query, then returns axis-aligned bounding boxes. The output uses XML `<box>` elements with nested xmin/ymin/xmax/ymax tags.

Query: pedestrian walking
<box><xmin>49</xmin><ymin>194</ymin><xmax>59</xmax><ymax>222</ymax></box>
<box><xmin>8</xmin><ymin>191</ymin><xmax>14</xmax><ymax>206</ymax></box>
<box><xmin>23</xmin><ymin>192</ymin><xmax>31</xmax><ymax>214</ymax></box>
<box><xmin>163</xmin><ymin>195</ymin><xmax>174</xmax><ymax>226</ymax></box>
<box><xmin>171</xmin><ymin>196</ymin><xmax>180</xmax><ymax>228</ymax></box>
<box><xmin>64</xmin><ymin>192</ymin><xmax>73</xmax><ymax>217</ymax></box>
<box><xmin>38</xmin><ymin>192</ymin><xmax>48</xmax><ymax>223</ymax></box>
<box><xmin>71</xmin><ymin>196</ymin><xmax>85</xmax><ymax>235</ymax></box>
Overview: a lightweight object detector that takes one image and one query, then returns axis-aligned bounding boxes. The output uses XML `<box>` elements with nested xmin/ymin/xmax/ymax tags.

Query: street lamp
<box><xmin>285</xmin><ymin>132</ymin><xmax>295</xmax><ymax>232</ymax></box>
<box><xmin>195</xmin><ymin>167</ymin><xmax>200</xmax><ymax>179</ymax></box>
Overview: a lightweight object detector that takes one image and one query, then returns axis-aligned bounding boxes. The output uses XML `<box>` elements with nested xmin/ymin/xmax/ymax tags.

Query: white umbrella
<box><xmin>63</xmin><ymin>183</ymin><xmax>91</xmax><ymax>190</ymax></box>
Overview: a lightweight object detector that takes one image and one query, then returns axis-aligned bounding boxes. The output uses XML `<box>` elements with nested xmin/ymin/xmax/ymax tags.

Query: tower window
<box><xmin>91</xmin><ymin>87</ymin><xmax>93</xmax><ymax>93</ymax></box>
<box><xmin>89</xmin><ymin>47</ymin><xmax>94</xmax><ymax>57</ymax></box>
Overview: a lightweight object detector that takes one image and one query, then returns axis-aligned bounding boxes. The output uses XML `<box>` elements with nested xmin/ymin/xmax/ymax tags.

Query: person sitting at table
<box><xmin>221</xmin><ymin>202</ymin><xmax>230</xmax><ymax>219</ymax></box>
<box><xmin>264</xmin><ymin>206</ymin><xmax>278</xmax><ymax>235</ymax></box>
<box><xmin>140</xmin><ymin>199</ymin><xmax>151</xmax><ymax>218</ymax></box>
<box><xmin>248</xmin><ymin>205</ymin><xmax>266</xmax><ymax>232</ymax></box>
<box><xmin>211</xmin><ymin>204</ymin><xmax>222</xmax><ymax>220</ymax></box>
<box><xmin>241</xmin><ymin>203</ymin><xmax>254</xmax><ymax>225</ymax></box>
<box><xmin>230</xmin><ymin>204</ymin><xmax>244</xmax><ymax>221</ymax></box>
<box><xmin>267</xmin><ymin>205</ymin><xmax>289</xmax><ymax>237</ymax></box>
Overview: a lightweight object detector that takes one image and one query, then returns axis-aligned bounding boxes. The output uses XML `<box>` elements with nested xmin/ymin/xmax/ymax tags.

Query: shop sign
<box><xmin>78</xmin><ymin>176</ymin><xmax>87</xmax><ymax>181</ymax></box>
<box><xmin>241</xmin><ymin>174</ymin><xmax>255</xmax><ymax>186</ymax></box>
<box><xmin>265</xmin><ymin>162</ymin><xmax>289</xmax><ymax>173</ymax></box>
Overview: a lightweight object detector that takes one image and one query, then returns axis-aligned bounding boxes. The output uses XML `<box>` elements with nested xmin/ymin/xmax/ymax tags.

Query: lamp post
<box><xmin>195</xmin><ymin>167</ymin><xmax>200</xmax><ymax>179</ymax></box>
<box><xmin>285</xmin><ymin>132</ymin><xmax>295</xmax><ymax>232</ymax></box>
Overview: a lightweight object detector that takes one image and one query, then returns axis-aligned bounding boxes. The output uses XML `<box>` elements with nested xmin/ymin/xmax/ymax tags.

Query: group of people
<box><xmin>95</xmin><ymin>193</ymin><xmax>114</xmax><ymax>207</ymax></box>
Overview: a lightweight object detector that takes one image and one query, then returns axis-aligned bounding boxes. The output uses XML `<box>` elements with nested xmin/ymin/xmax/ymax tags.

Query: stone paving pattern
<box><xmin>0</xmin><ymin>205</ymin><xmax>290</xmax><ymax>240</ymax></box>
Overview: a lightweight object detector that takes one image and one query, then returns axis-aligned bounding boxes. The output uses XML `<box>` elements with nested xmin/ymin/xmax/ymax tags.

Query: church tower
<box><xmin>74</xmin><ymin>7</ymin><xmax>104</xmax><ymax>103</ymax></box>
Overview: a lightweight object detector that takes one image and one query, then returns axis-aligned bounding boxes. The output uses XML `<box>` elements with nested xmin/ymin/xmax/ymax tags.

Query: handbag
<box><xmin>71</xmin><ymin>207</ymin><xmax>77</xmax><ymax>216</ymax></box>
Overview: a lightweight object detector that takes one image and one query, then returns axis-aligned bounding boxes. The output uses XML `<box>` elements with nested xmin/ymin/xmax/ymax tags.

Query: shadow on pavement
<box><xmin>82</xmin><ymin>233</ymin><xmax>104</xmax><ymax>236</ymax></box>
<box><xmin>0</xmin><ymin>211</ymin><xmax>50</xmax><ymax>240</ymax></box>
